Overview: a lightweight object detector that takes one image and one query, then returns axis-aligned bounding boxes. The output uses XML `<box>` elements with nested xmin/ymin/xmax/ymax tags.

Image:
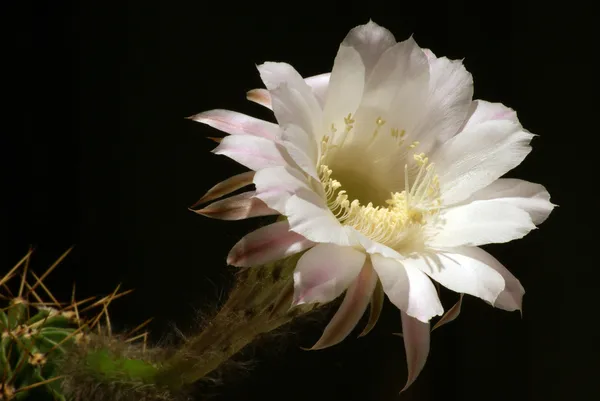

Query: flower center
<box><xmin>318</xmin><ymin>115</ymin><xmax>442</xmax><ymax>250</ymax></box>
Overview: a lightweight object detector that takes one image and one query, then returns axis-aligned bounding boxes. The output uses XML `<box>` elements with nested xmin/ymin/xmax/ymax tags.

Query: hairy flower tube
<box><xmin>190</xmin><ymin>21</ymin><xmax>555</xmax><ymax>390</ymax></box>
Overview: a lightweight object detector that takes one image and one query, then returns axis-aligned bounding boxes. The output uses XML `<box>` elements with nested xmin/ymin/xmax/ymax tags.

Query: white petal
<box><xmin>192</xmin><ymin>191</ymin><xmax>277</xmax><ymax>220</ymax></box>
<box><xmin>463</xmin><ymin>178</ymin><xmax>555</xmax><ymax>225</ymax></box>
<box><xmin>227</xmin><ymin>220</ymin><xmax>314</xmax><ymax>267</ymax></box>
<box><xmin>308</xmin><ymin>259</ymin><xmax>377</xmax><ymax>350</ymax></box>
<box><xmin>342</xmin><ymin>20</ymin><xmax>396</xmax><ymax>76</ymax></box>
<box><xmin>246</xmin><ymin>73</ymin><xmax>331</xmax><ymax>110</ymax></box>
<box><xmin>430</xmin><ymin>200</ymin><xmax>536</xmax><ymax>247</ymax></box>
<box><xmin>400</xmin><ymin>312</ymin><xmax>430</xmax><ymax>391</ymax></box>
<box><xmin>258</xmin><ymin>63</ymin><xmax>322</xmax><ymax>137</ymax></box>
<box><xmin>371</xmin><ymin>254</ymin><xmax>443</xmax><ymax>323</ymax></box>
<box><xmin>460</xmin><ymin>247</ymin><xmax>525</xmax><ymax>312</ymax></box>
<box><xmin>254</xmin><ymin>166</ymin><xmax>311</xmax><ymax>214</ymax></box>
<box><xmin>292</xmin><ymin>243</ymin><xmax>366</xmax><ymax>305</ymax></box>
<box><xmin>433</xmin><ymin>120</ymin><xmax>535</xmax><ymax>204</ymax></box>
<box><xmin>304</xmin><ymin>73</ymin><xmax>331</xmax><ymax>106</ymax></box>
<box><xmin>323</xmin><ymin>45</ymin><xmax>365</xmax><ymax>131</ymax></box>
<box><xmin>405</xmin><ymin>248</ymin><xmax>506</xmax><ymax>305</ymax></box>
<box><xmin>461</xmin><ymin>100</ymin><xmax>519</xmax><ymax>132</ymax></box>
<box><xmin>417</xmin><ymin>57</ymin><xmax>474</xmax><ymax>147</ymax></box>
<box><xmin>212</xmin><ymin>135</ymin><xmax>290</xmax><ymax>171</ymax></box>
<box><xmin>353</xmin><ymin>230</ymin><xmax>404</xmax><ymax>261</ymax></box>
<box><xmin>280</xmin><ymin>124</ymin><xmax>319</xmax><ymax>180</ymax></box>
<box><xmin>190</xmin><ymin>109</ymin><xmax>279</xmax><ymax>140</ymax></box>
<box><xmin>286</xmin><ymin>189</ymin><xmax>357</xmax><ymax>247</ymax></box>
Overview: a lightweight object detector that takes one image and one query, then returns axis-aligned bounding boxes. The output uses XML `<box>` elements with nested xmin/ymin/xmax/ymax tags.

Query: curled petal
<box><xmin>213</xmin><ymin>135</ymin><xmax>290</xmax><ymax>171</ymax></box>
<box><xmin>359</xmin><ymin>278</ymin><xmax>384</xmax><ymax>337</ymax></box>
<box><xmin>408</xmin><ymin>248</ymin><xmax>506</xmax><ymax>306</ymax></box>
<box><xmin>192</xmin><ymin>191</ymin><xmax>277</xmax><ymax>221</ymax></box>
<box><xmin>227</xmin><ymin>220</ymin><xmax>314</xmax><ymax>267</ymax></box>
<box><xmin>371</xmin><ymin>254</ymin><xmax>443</xmax><ymax>323</ymax></box>
<box><xmin>400</xmin><ymin>312</ymin><xmax>430</xmax><ymax>392</ymax></box>
<box><xmin>307</xmin><ymin>259</ymin><xmax>377</xmax><ymax>350</ymax></box>
<box><xmin>431</xmin><ymin>294</ymin><xmax>463</xmax><ymax>332</ymax></box>
<box><xmin>292</xmin><ymin>243</ymin><xmax>366</xmax><ymax>305</ymax></box>
<box><xmin>191</xmin><ymin>171</ymin><xmax>255</xmax><ymax>207</ymax></box>
<box><xmin>189</xmin><ymin>109</ymin><xmax>279</xmax><ymax>140</ymax></box>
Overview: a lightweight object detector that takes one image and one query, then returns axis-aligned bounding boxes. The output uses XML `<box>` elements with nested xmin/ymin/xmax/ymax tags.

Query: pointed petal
<box><xmin>292</xmin><ymin>243</ymin><xmax>366</xmax><ymax>305</ymax></box>
<box><xmin>246</xmin><ymin>88</ymin><xmax>272</xmax><ymax>108</ymax></box>
<box><xmin>254</xmin><ymin>165</ymin><xmax>311</xmax><ymax>214</ymax></box>
<box><xmin>308</xmin><ymin>259</ymin><xmax>377</xmax><ymax>350</ymax></box>
<box><xmin>227</xmin><ymin>220</ymin><xmax>314</xmax><ymax>267</ymax></box>
<box><xmin>286</xmin><ymin>189</ymin><xmax>357</xmax><ymax>247</ymax></box>
<box><xmin>190</xmin><ymin>109</ymin><xmax>279</xmax><ymax>140</ymax></box>
<box><xmin>432</xmin><ymin>294</ymin><xmax>463</xmax><ymax>331</ymax></box>
<box><xmin>429</xmin><ymin>200</ymin><xmax>537</xmax><ymax>248</ymax></box>
<box><xmin>461</xmin><ymin>99</ymin><xmax>519</xmax><ymax>132</ymax></box>
<box><xmin>371</xmin><ymin>254</ymin><xmax>443</xmax><ymax>323</ymax></box>
<box><xmin>213</xmin><ymin>135</ymin><xmax>290</xmax><ymax>171</ymax></box>
<box><xmin>407</xmin><ymin>248</ymin><xmax>506</xmax><ymax>306</ymax></box>
<box><xmin>400</xmin><ymin>312</ymin><xmax>430</xmax><ymax>392</ymax></box>
<box><xmin>192</xmin><ymin>171</ymin><xmax>255</xmax><ymax>207</ymax></box>
<box><xmin>359</xmin><ymin>278</ymin><xmax>384</xmax><ymax>337</ymax></box>
<box><xmin>323</xmin><ymin>45</ymin><xmax>365</xmax><ymax>131</ymax></box>
<box><xmin>463</xmin><ymin>178</ymin><xmax>555</xmax><ymax>225</ymax></box>
<box><xmin>342</xmin><ymin>20</ymin><xmax>396</xmax><ymax>76</ymax></box>
<box><xmin>434</xmin><ymin>120</ymin><xmax>535</xmax><ymax>205</ymax></box>
<box><xmin>192</xmin><ymin>191</ymin><xmax>277</xmax><ymax>220</ymax></box>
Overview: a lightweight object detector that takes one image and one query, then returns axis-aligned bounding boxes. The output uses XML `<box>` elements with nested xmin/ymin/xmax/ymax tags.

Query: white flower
<box><xmin>191</xmin><ymin>21</ymin><xmax>555</xmax><ymax>390</ymax></box>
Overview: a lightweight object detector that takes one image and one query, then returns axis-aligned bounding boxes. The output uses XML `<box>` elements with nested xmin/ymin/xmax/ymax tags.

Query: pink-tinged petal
<box><xmin>459</xmin><ymin>247</ymin><xmax>525</xmax><ymax>312</ymax></box>
<box><xmin>371</xmin><ymin>254</ymin><xmax>443</xmax><ymax>323</ymax></box>
<box><xmin>246</xmin><ymin>88</ymin><xmax>272</xmax><ymax>108</ymax></box>
<box><xmin>422</xmin><ymin>48</ymin><xmax>436</xmax><ymax>62</ymax></box>
<box><xmin>189</xmin><ymin>109</ymin><xmax>279</xmax><ymax>141</ymax></box>
<box><xmin>462</xmin><ymin>178</ymin><xmax>555</xmax><ymax>225</ymax></box>
<box><xmin>359</xmin><ymin>278</ymin><xmax>384</xmax><ymax>337</ymax></box>
<box><xmin>286</xmin><ymin>189</ymin><xmax>357</xmax><ymax>247</ymax></box>
<box><xmin>431</xmin><ymin>294</ymin><xmax>463</xmax><ymax>331</ymax></box>
<box><xmin>192</xmin><ymin>191</ymin><xmax>277</xmax><ymax>221</ymax></box>
<box><xmin>227</xmin><ymin>220</ymin><xmax>314</xmax><ymax>267</ymax></box>
<box><xmin>308</xmin><ymin>259</ymin><xmax>378</xmax><ymax>350</ymax></box>
<box><xmin>461</xmin><ymin>100</ymin><xmax>519</xmax><ymax>132</ymax></box>
<box><xmin>191</xmin><ymin>171</ymin><xmax>255</xmax><ymax>208</ymax></box>
<box><xmin>406</xmin><ymin>248</ymin><xmax>506</xmax><ymax>306</ymax></box>
<box><xmin>323</xmin><ymin>45</ymin><xmax>365</xmax><ymax>132</ymax></box>
<box><xmin>280</xmin><ymin>124</ymin><xmax>319</xmax><ymax>179</ymax></box>
<box><xmin>400</xmin><ymin>312</ymin><xmax>430</xmax><ymax>392</ymax></box>
<box><xmin>292</xmin><ymin>243</ymin><xmax>366</xmax><ymax>305</ymax></box>
<box><xmin>433</xmin><ymin>120</ymin><xmax>535</xmax><ymax>205</ymax></box>
<box><xmin>254</xmin><ymin>166</ymin><xmax>311</xmax><ymax>214</ymax></box>
<box><xmin>429</xmin><ymin>201</ymin><xmax>536</xmax><ymax>248</ymax></box>
<box><xmin>418</xmin><ymin>57</ymin><xmax>474</xmax><ymax>146</ymax></box>
<box><xmin>212</xmin><ymin>135</ymin><xmax>290</xmax><ymax>171</ymax></box>
<box><xmin>342</xmin><ymin>20</ymin><xmax>396</xmax><ymax>76</ymax></box>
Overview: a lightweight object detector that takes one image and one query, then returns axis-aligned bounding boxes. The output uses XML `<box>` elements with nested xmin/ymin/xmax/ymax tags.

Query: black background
<box><xmin>6</xmin><ymin>1</ymin><xmax>596</xmax><ymax>400</ymax></box>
